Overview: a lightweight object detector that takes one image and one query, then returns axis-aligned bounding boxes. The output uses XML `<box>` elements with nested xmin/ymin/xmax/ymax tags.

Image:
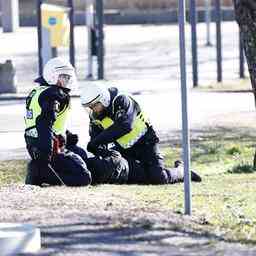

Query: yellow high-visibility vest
<box><xmin>24</xmin><ymin>86</ymin><xmax>71</xmax><ymax>137</ymax></box>
<box><xmin>93</xmin><ymin>111</ymin><xmax>149</xmax><ymax>149</ymax></box>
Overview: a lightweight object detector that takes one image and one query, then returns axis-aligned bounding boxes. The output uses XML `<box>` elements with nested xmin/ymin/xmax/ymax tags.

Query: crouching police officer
<box><xmin>24</xmin><ymin>57</ymin><xmax>91</xmax><ymax>186</ymax></box>
<box><xmin>80</xmin><ymin>83</ymin><xmax>201</xmax><ymax>185</ymax></box>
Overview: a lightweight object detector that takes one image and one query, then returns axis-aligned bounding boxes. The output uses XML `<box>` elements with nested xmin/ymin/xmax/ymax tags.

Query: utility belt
<box><xmin>25</xmin><ymin>126</ymin><xmax>38</xmax><ymax>138</ymax></box>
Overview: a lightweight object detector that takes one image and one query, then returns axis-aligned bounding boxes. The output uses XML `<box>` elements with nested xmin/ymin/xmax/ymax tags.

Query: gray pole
<box><xmin>37</xmin><ymin>0</ymin><xmax>43</xmax><ymax>76</ymax></box>
<box><xmin>178</xmin><ymin>0</ymin><xmax>192</xmax><ymax>215</ymax></box>
<box><xmin>86</xmin><ymin>0</ymin><xmax>94</xmax><ymax>79</ymax></box>
<box><xmin>95</xmin><ymin>0</ymin><xmax>104</xmax><ymax>80</ymax></box>
<box><xmin>215</xmin><ymin>0</ymin><xmax>222</xmax><ymax>82</ymax></box>
<box><xmin>68</xmin><ymin>0</ymin><xmax>75</xmax><ymax>67</ymax></box>
<box><xmin>239</xmin><ymin>29</ymin><xmax>245</xmax><ymax>79</ymax></box>
<box><xmin>205</xmin><ymin>0</ymin><xmax>212</xmax><ymax>46</ymax></box>
<box><xmin>1</xmin><ymin>0</ymin><xmax>19</xmax><ymax>32</ymax></box>
<box><xmin>190</xmin><ymin>0</ymin><xmax>198</xmax><ymax>87</ymax></box>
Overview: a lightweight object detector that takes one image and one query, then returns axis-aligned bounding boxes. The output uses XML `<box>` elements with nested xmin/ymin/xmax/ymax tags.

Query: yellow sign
<box><xmin>41</xmin><ymin>4</ymin><xmax>70</xmax><ymax>47</ymax></box>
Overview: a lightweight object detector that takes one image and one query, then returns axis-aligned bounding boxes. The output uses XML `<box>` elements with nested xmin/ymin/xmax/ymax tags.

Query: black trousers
<box><xmin>119</xmin><ymin>143</ymin><xmax>184</xmax><ymax>185</ymax></box>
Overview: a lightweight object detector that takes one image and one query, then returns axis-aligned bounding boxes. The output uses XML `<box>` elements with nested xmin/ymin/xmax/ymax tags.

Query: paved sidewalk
<box><xmin>0</xmin><ymin>22</ymin><xmax>247</xmax><ymax>96</ymax></box>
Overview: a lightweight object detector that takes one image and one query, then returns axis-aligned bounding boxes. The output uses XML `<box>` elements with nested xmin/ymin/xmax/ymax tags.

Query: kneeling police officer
<box><xmin>80</xmin><ymin>83</ymin><xmax>201</xmax><ymax>185</ymax></box>
<box><xmin>24</xmin><ymin>57</ymin><xmax>91</xmax><ymax>186</ymax></box>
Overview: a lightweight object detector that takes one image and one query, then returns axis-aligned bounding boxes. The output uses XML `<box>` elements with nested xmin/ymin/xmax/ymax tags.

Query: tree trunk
<box><xmin>233</xmin><ymin>0</ymin><xmax>256</xmax><ymax>167</ymax></box>
<box><xmin>233</xmin><ymin>0</ymin><xmax>256</xmax><ymax>103</ymax></box>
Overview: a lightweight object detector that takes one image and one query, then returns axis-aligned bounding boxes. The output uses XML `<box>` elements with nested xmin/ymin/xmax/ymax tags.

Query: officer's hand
<box><xmin>87</xmin><ymin>141</ymin><xmax>98</xmax><ymax>155</ymax></box>
<box><xmin>66</xmin><ymin>131</ymin><xmax>79</xmax><ymax>146</ymax></box>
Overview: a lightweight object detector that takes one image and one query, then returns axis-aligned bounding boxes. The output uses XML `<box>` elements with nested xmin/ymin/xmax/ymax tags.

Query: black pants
<box><xmin>25</xmin><ymin>145</ymin><xmax>91</xmax><ymax>186</ymax></box>
<box><xmin>118</xmin><ymin>142</ymin><xmax>184</xmax><ymax>185</ymax></box>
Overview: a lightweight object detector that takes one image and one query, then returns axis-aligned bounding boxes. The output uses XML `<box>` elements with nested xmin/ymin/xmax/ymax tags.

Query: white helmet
<box><xmin>43</xmin><ymin>57</ymin><xmax>76</xmax><ymax>89</ymax></box>
<box><xmin>80</xmin><ymin>83</ymin><xmax>110</xmax><ymax>108</ymax></box>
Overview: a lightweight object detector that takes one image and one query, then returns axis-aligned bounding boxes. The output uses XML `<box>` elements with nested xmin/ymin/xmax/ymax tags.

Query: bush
<box><xmin>226</xmin><ymin>146</ymin><xmax>242</xmax><ymax>156</ymax></box>
<box><xmin>228</xmin><ymin>163</ymin><xmax>256</xmax><ymax>174</ymax></box>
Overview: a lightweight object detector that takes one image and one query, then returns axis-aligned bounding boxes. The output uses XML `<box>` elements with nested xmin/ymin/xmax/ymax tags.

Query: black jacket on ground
<box><xmin>86</xmin><ymin>150</ymin><xmax>129</xmax><ymax>185</ymax></box>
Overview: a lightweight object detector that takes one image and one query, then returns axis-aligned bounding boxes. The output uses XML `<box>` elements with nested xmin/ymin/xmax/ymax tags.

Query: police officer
<box><xmin>24</xmin><ymin>57</ymin><xmax>91</xmax><ymax>186</ymax></box>
<box><xmin>80</xmin><ymin>83</ymin><xmax>201</xmax><ymax>185</ymax></box>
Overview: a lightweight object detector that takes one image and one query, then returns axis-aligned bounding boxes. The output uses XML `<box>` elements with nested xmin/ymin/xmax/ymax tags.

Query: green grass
<box><xmin>0</xmin><ymin>160</ymin><xmax>27</xmax><ymax>185</ymax></box>
<box><xmin>1</xmin><ymin>135</ymin><xmax>256</xmax><ymax>243</ymax></box>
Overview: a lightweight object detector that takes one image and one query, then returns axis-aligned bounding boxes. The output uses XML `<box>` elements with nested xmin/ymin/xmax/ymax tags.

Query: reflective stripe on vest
<box><xmin>24</xmin><ymin>86</ymin><xmax>49</xmax><ymax>132</ymax></box>
<box><xmin>93</xmin><ymin>112</ymin><xmax>149</xmax><ymax>149</ymax></box>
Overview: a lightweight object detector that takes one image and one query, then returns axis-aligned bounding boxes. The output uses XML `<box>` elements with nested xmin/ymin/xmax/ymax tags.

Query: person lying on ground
<box><xmin>26</xmin><ymin>133</ymin><xmax>91</xmax><ymax>186</ymax></box>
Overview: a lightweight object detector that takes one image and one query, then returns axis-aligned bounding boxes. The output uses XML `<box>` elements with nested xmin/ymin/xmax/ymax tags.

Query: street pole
<box><xmin>95</xmin><ymin>0</ymin><xmax>104</xmax><ymax>80</ymax></box>
<box><xmin>1</xmin><ymin>0</ymin><xmax>19</xmax><ymax>32</ymax></box>
<box><xmin>215</xmin><ymin>0</ymin><xmax>222</xmax><ymax>82</ymax></box>
<box><xmin>37</xmin><ymin>0</ymin><xmax>43</xmax><ymax>76</ymax></box>
<box><xmin>205</xmin><ymin>0</ymin><xmax>212</xmax><ymax>46</ymax></box>
<box><xmin>86</xmin><ymin>0</ymin><xmax>94</xmax><ymax>79</ymax></box>
<box><xmin>190</xmin><ymin>0</ymin><xmax>198</xmax><ymax>87</ymax></box>
<box><xmin>178</xmin><ymin>0</ymin><xmax>192</xmax><ymax>215</ymax></box>
<box><xmin>239</xmin><ymin>28</ymin><xmax>245</xmax><ymax>79</ymax></box>
<box><xmin>68</xmin><ymin>0</ymin><xmax>75</xmax><ymax>67</ymax></box>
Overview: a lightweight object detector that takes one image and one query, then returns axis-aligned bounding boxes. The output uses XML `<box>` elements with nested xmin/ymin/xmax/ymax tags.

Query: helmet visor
<box><xmin>57</xmin><ymin>68</ymin><xmax>76</xmax><ymax>89</ymax></box>
<box><xmin>59</xmin><ymin>74</ymin><xmax>71</xmax><ymax>88</ymax></box>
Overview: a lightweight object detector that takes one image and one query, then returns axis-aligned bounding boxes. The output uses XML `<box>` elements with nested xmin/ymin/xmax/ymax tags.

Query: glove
<box><xmin>66</xmin><ymin>130</ymin><xmax>79</xmax><ymax>147</ymax></box>
<box><xmin>53</xmin><ymin>135</ymin><xmax>66</xmax><ymax>155</ymax></box>
<box><xmin>87</xmin><ymin>141</ymin><xmax>98</xmax><ymax>155</ymax></box>
<box><xmin>53</xmin><ymin>137</ymin><xmax>60</xmax><ymax>155</ymax></box>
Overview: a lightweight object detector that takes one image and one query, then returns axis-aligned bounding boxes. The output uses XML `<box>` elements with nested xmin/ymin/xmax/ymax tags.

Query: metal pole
<box><xmin>178</xmin><ymin>0</ymin><xmax>192</xmax><ymax>215</ymax></box>
<box><xmin>1</xmin><ymin>0</ymin><xmax>19</xmax><ymax>32</ymax></box>
<box><xmin>239</xmin><ymin>28</ymin><xmax>245</xmax><ymax>79</ymax></box>
<box><xmin>86</xmin><ymin>0</ymin><xmax>94</xmax><ymax>79</ymax></box>
<box><xmin>190</xmin><ymin>0</ymin><xmax>198</xmax><ymax>87</ymax></box>
<box><xmin>205</xmin><ymin>0</ymin><xmax>212</xmax><ymax>46</ymax></box>
<box><xmin>37</xmin><ymin>0</ymin><xmax>43</xmax><ymax>76</ymax></box>
<box><xmin>95</xmin><ymin>0</ymin><xmax>104</xmax><ymax>80</ymax></box>
<box><xmin>68</xmin><ymin>0</ymin><xmax>75</xmax><ymax>67</ymax></box>
<box><xmin>215</xmin><ymin>0</ymin><xmax>222</xmax><ymax>82</ymax></box>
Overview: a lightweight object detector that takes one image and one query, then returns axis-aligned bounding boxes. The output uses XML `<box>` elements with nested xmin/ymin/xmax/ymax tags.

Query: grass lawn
<box><xmin>1</xmin><ymin>130</ymin><xmax>256</xmax><ymax>244</ymax></box>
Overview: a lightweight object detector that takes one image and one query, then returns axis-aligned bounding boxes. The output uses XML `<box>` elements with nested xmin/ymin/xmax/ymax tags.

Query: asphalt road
<box><xmin>0</xmin><ymin>86</ymin><xmax>255</xmax><ymax>160</ymax></box>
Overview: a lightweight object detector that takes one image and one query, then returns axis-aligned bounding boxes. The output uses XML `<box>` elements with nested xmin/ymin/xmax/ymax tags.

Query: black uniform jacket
<box><xmin>89</xmin><ymin>87</ymin><xmax>158</xmax><ymax>150</ymax></box>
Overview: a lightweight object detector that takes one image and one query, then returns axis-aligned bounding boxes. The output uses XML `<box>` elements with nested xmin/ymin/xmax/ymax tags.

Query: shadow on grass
<box><xmin>21</xmin><ymin>216</ymin><xmax>256</xmax><ymax>256</ymax></box>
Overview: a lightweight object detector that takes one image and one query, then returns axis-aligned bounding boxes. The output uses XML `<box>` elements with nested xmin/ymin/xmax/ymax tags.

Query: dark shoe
<box><xmin>191</xmin><ymin>170</ymin><xmax>202</xmax><ymax>182</ymax></box>
<box><xmin>174</xmin><ymin>160</ymin><xmax>202</xmax><ymax>182</ymax></box>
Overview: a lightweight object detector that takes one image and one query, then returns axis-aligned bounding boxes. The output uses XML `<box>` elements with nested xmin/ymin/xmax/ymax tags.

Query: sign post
<box><xmin>178</xmin><ymin>0</ymin><xmax>192</xmax><ymax>215</ymax></box>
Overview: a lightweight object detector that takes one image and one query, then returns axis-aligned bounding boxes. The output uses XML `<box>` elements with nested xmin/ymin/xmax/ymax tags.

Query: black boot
<box><xmin>190</xmin><ymin>170</ymin><xmax>202</xmax><ymax>182</ymax></box>
<box><xmin>173</xmin><ymin>160</ymin><xmax>202</xmax><ymax>182</ymax></box>
<box><xmin>25</xmin><ymin>160</ymin><xmax>42</xmax><ymax>186</ymax></box>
